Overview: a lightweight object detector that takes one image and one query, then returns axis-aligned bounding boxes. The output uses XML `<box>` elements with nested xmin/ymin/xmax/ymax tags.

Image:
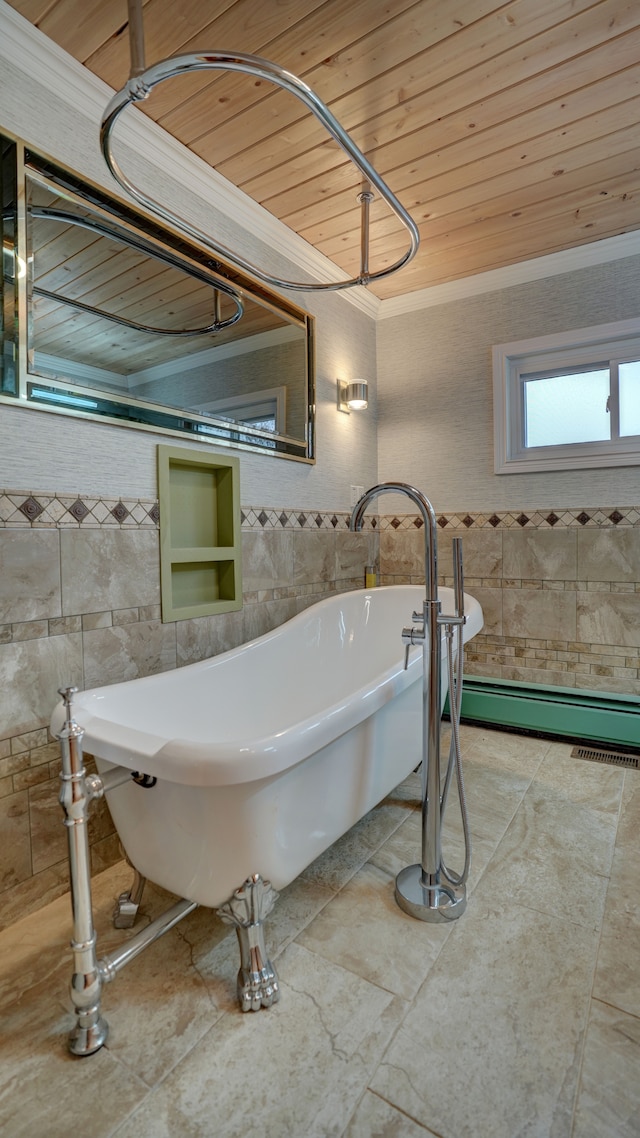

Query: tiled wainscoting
<box><xmin>1</xmin><ymin>489</ymin><xmax>639</xmax><ymax>929</ymax></box>
<box><xmin>380</xmin><ymin>507</ymin><xmax>640</xmax><ymax>695</ymax></box>
<box><xmin>0</xmin><ymin>490</ymin><xmax>378</xmax><ymax>929</ymax></box>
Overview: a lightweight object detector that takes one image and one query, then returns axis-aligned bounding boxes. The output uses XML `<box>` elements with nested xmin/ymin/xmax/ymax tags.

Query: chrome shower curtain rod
<box><xmin>100</xmin><ymin>0</ymin><xmax>420</xmax><ymax>293</ymax></box>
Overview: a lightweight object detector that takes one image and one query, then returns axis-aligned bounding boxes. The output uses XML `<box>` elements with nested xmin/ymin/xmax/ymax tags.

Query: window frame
<box><xmin>493</xmin><ymin>317</ymin><xmax>640</xmax><ymax>473</ymax></box>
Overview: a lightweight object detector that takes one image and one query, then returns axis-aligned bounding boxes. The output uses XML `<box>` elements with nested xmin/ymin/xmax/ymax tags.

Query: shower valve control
<box><xmin>402</xmin><ymin>623</ymin><xmax>425</xmax><ymax>670</ymax></box>
<box><xmin>402</xmin><ymin>625</ymin><xmax>425</xmax><ymax>645</ymax></box>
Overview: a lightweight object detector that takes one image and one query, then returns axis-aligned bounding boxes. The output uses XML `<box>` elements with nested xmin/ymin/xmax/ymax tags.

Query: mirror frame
<box><xmin>1</xmin><ymin>132</ymin><xmax>316</xmax><ymax>463</ymax></box>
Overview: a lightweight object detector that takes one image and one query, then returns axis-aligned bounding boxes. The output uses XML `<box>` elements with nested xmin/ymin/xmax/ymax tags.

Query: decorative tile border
<box><xmin>240</xmin><ymin>507</ymin><xmax>361</xmax><ymax>530</ymax></box>
<box><xmin>0</xmin><ymin>493</ymin><xmax>371</xmax><ymax>532</ymax></box>
<box><xmin>0</xmin><ymin>491</ymin><xmax>160</xmax><ymax>528</ymax></box>
<box><xmin>380</xmin><ymin>507</ymin><xmax>640</xmax><ymax>530</ymax></box>
<box><xmin>2</xmin><ymin>491</ymin><xmax>639</xmax><ymax>531</ymax></box>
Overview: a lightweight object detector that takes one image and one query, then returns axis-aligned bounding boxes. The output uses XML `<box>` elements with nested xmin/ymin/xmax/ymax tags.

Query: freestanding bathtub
<box><xmin>55</xmin><ymin>585</ymin><xmax>483</xmax><ymax>909</ymax></box>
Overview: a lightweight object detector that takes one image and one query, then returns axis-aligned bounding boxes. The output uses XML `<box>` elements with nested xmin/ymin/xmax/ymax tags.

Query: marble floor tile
<box><xmin>457</xmin><ymin>722</ymin><xmax>551</xmax><ymax>775</ymax></box>
<box><xmin>572</xmin><ymin>1000</ymin><xmax>640</xmax><ymax>1138</ymax></box>
<box><xmin>592</xmin><ymin>845</ymin><xmax>640</xmax><ymax>1018</ymax></box>
<box><xmin>478</xmin><ymin>751</ymin><xmax>623</xmax><ymax>929</ymax></box>
<box><xmin>447</xmin><ymin>754</ymin><xmax>533</xmax><ymax>839</ymax></box>
<box><xmin>343</xmin><ymin>1090</ymin><xmax>437</xmax><ymax>1136</ymax></box>
<box><xmin>592</xmin><ymin>924</ymin><xmax>640</xmax><ymax>1025</ymax></box>
<box><xmin>0</xmin><ymin>993</ymin><xmax>149</xmax><ymax>1138</ymax></box>
<box><xmin>111</xmin><ymin>943</ymin><xmax>406</xmax><ymax>1138</ymax></box>
<box><xmin>371</xmin><ymin>900</ymin><xmax>601</xmax><ymax>1138</ymax></box>
<box><xmin>536</xmin><ymin>744</ymin><xmax>625</xmax><ymax>813</ymax></box>
<box><xmin>616</xmin><ymin>768</ymin><xmax>640</xmax><ymax>849</ymax></box>
<box><xmin>297</xmin><ymin>862</ymin><xmax>452</xmax><ymax>1001</ymax></box>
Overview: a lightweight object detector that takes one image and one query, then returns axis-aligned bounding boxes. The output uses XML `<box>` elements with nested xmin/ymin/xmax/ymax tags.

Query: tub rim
<box><xmin>51</xmin><ymin>585</ymin><xmax>483</xmax><ymax>787</ymax></box>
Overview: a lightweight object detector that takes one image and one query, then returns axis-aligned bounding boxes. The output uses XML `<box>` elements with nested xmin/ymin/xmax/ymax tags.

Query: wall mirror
<box><xmin>1</xmin><ymin>133</ymin><xmax>315</xmax><ymax>463</ymax></box>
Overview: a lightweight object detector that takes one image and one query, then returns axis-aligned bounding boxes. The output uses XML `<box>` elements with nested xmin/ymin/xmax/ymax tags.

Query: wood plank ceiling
<box><xmin>6</xmin><ymin>0</ymin><xmax>640</xmax><ymax>300</ymax></box>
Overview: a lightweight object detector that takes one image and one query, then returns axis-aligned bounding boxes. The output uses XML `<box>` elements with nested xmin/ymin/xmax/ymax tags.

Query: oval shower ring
<box><xmin>100</xmin><ymin>51</ymin><xmax>420</xmax><ymax>293</ymax></box>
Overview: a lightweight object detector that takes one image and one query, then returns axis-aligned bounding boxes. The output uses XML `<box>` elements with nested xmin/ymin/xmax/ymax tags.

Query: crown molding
<box><xmin>128</xmin><ymin>325</ymin><xmax>302</xmax><ymax>385</ymax></box>
<box><xmin>0</xmin><ymin>1</ymin><xmax>378</xmax><ymax>319</ymax></box>
<box><xmin>377</xmin><ymin>230</ymin><xmax>640</xmax><ymax>319</ymax></box>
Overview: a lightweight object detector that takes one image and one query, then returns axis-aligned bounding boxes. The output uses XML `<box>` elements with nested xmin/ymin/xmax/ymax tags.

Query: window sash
<box><xmin>493</xmin><ymin>318</ymin><xmax>640</xmax><ymax>473</ymax></box>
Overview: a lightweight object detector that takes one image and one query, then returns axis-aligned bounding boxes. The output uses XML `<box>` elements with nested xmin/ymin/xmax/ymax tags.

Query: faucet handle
<box><xmin>402</xmin><ymin>624</ymin><xmax>424</xmax><ymax>670</ymax></box>
<box><xmin>58</xmin><ymin>685</ymin><xmax>78</xmax><ymax>706</ymax></box>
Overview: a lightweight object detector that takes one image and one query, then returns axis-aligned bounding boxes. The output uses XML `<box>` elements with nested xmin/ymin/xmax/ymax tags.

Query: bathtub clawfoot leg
<box><xmin>113</xmin><ymin>863</ymin><xmax>147</xmax><ymax>929</ymax></box>
<box><xmin>217</xmin><ymin>874</ymin><xmax>280</xmax><ymax>1012</ymax></box>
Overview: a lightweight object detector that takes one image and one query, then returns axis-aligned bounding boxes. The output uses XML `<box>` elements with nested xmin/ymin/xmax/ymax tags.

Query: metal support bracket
<box><xmin>56</xmin><ymin>686</ymin><xmax>197</xmax><ymax>1055</ymax></box>
<box><xmin>57</xmin><ymin>686</ymin><xmax>109</xmax><ymax>1056</ymax></box>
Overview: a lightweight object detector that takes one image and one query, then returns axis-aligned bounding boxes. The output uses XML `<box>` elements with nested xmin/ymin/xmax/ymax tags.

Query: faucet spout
<box><xmin>349</xmin><ymin>482</ymin><xmax>438</xmax><ymax>601</ymax></box>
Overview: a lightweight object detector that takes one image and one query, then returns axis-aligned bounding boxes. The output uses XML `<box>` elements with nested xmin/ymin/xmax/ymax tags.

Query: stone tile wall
<box><xmin>2</xmin><ymin>487</ymin><xmax>638</xmax><ymax>928</ymax></box>
<box><xmin>0</xmin><ymin>490</ymin><xmax>378</xmax><ymax>929</ymax></box>
<box><xmin>380</xmin><ymin>507</ymin><xmax>640</xmax><ymax>694</ymax></box>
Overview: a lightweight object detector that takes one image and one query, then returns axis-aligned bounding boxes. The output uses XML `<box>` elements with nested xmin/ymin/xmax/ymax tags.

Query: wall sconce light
<box><xmin>337</xmin><ymin>379</ymin><xmax>369</xmax><ymax>413</ymax></box>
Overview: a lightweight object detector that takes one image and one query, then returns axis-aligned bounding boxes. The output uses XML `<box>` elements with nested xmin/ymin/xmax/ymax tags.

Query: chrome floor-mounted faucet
<box><xmin>350</xmin><ymin>482</ymin><xmax>468</xmax><ymax>922</ymax></box>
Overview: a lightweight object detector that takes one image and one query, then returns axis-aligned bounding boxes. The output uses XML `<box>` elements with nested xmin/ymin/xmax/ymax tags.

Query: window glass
<box><xmin>243</xmin><ymin>415</ymin><xmax>277</xmax><ymax>432</ymax></box>
<box><xmin>619</xmin><ymin>360</ymin><xmax>640</xmax><ymax>437</ymax></box>
<box><xmin>523</xmin><ymin>369</ymin><xmax>610</xmax><ymax>447</ymax></box>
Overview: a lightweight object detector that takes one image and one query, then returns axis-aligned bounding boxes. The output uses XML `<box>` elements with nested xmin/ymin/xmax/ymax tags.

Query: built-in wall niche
<box><xmin>0</xmin><ymin>132</ymin><xmax>315</xmax><ymax>463</ymax></box>
<box><xmin>158</xmin><ymin>445</ymin><xmax>242</xmax><ymax>621</ymax></box>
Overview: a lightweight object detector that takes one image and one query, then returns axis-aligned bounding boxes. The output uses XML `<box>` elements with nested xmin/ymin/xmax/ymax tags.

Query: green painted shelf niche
<box><xmin>158</xmin><ymin>445</ymin><xmax>242</xmax><ymax>622</ymax></box>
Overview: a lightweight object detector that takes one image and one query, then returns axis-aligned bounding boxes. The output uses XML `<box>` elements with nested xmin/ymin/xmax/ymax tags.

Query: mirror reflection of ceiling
<box><xmin>28</xmin><ymin>180</ymin><xmax>293</xmax><ymax>377</ymax></box>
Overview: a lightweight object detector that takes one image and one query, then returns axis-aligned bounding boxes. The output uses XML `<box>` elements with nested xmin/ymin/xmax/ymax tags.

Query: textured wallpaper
<box><xmin>377</xmin><ymin>256</ymin><xmax>640</xmax><ymax>512</ymax></box>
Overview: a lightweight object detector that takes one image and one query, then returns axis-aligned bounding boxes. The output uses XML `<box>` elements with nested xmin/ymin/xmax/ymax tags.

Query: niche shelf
<box><xmin>158</xmin><ymin>445</ymin><xmax>242</xmax><ymax>622</ymax></box>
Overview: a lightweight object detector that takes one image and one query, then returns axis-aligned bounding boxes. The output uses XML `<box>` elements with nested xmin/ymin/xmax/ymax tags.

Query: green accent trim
<box><xmin>449</xmin><ymin>676</ymin><xmax>640</xmax><ymax>750</ymax></box>
<box><xmin>158</xmin><ymin>445</ymin><xmax>242</xmax><ymax>621</ymax></box>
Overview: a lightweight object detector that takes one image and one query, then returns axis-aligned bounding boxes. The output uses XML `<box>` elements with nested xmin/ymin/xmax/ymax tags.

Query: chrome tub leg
<box><xmin>113</xmin><ymin>863</ymin><xmax>147</xmax><ymax>929</ymax></box>
<box><xmin>57</xmin><ymin>686</ymin><xmax>109</xmax><ymax>1056</ymax></box>
<box><xmin>218</xmin><ymin>874</ymin><xmax>280</xmax><ymax>1012</ymax></box>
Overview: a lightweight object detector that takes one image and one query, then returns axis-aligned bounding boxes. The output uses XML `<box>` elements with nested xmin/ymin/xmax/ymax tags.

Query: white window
<box><xmin>493</xmin><ymin>318</ymin><xmax>640</xmax><ymax>473</ymax></box>
<box><xmin>193</xmin><ymin>386</ymin><xmax>287</xmax><ymax>435</ymax></box>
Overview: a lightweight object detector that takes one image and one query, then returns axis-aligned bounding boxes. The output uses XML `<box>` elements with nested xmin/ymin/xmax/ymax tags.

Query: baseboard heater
<box><xmin>445</xmin><ymin>676</ymin><xmax>640</xmax><ymax>752</ymax></box>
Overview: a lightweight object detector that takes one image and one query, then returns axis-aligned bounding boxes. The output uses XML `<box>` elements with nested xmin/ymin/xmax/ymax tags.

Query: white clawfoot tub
<box><xmin>55</xmin><ymin>585</ymin><xmax>483</xmax><ymax>908</ymax></box>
